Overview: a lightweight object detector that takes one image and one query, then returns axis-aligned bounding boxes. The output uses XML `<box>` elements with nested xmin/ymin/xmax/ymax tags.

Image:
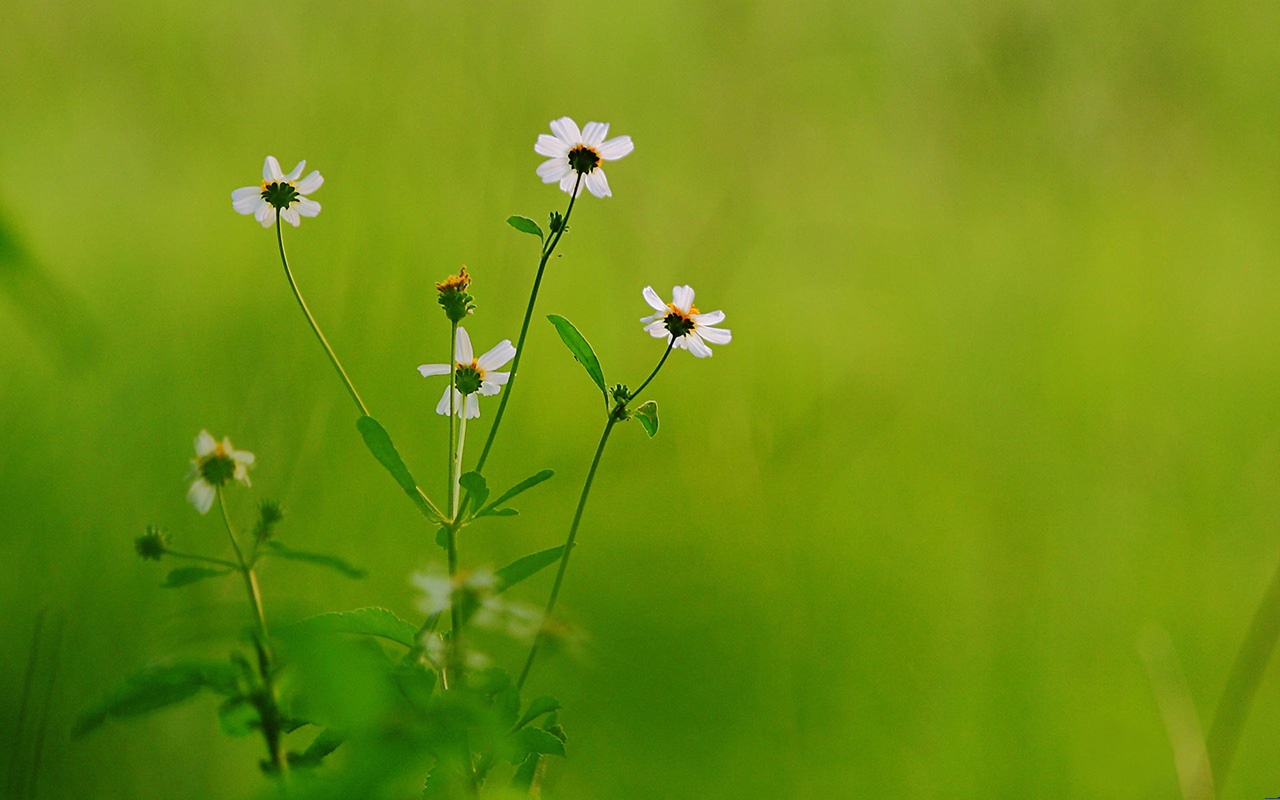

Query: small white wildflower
<box><xmin>417</xmin><ymin>327</ymin><xmax>515</xmax><ymax>419</ymax></box>
<box><xmin>413</xmin><ymin>572</ymin><xmax>455</xmax><ymax>616</ymax></box>
<box><xmin>232</xmin><ymin>156</ymin><xmax>323</xmax><ymax>227</ymax></box>
<box><xmin>535</xmin><ymin>117</ymin><xmax>634</xmax><ymax>198</ymax></box>
<box><xmin>640</xmin><ymin>285</ymin><xmax>732</xmax><ymax>358</ymax></box>
<box><xmin>186</xmin><ymin>430</ymin><xmax>255</xmax><ymax>515</ymax></box>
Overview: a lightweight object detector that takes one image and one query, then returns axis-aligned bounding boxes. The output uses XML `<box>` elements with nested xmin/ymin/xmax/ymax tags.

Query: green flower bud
<box><xmin>435</xmin><ymin>267</ymin><xmax>475</xmax><ymax>323</ymax></box>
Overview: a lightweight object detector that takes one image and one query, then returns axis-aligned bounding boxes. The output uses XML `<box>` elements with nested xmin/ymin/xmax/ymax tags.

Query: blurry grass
<box><xmin>1</xmin><ymin>1</ymin><xmax>1280</xmax><ymax>798</ymax></box>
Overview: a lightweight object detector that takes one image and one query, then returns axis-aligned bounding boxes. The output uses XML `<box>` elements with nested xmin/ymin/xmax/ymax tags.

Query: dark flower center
<box><xmin>455</xmin><ymin>364</ymin><xmax>484</xmax><ymax>395</ymax></box>
<box><xmin>567</xmin><ymin>145</ymin><xmax>601</xmax><ymax>175</ymax></box>
<box><xmin>664</xmin><ymin>312</ymin><xmax>696</xmax><ymax>338</ymax></box>
<box><xmin>200</xmin><ymin>455</ymin><xmax>237</xmax><ymax>486</ymax></box>
<box><xmin>260</xmin><ymin>181</ymin><xmax>299</xmax><ymax>210</ymax></box>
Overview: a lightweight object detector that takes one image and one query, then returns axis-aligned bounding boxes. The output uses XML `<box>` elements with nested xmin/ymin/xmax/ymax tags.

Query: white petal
<box><xmin>418</xmin><ymin>363</ymin><xmax>451</xmax><ymax>377</ymax></box>
<box><xmin>255</xmin><ymin>203</ymin><xmax>276</xmax><ymax>227</ymax></box>
<box><xmin>642</xmin><ymin>286</ymin><xmax>667</xmax><ymax>312</ymax></box>
<box><xmin>188</xmin><ymin>480</ymin><xmax>216</xmax><ymax>515</ymax></box>
<box><xmin>584</xmin><ymin>169</ymin><xmax>611</xmax><ymax>198</ymax></box>
<box><xmin>232</xmin><ymin>449</ymin><xmax>255</xmax><ymax>466</ymax></box>
<box><xmin>479</xmin><ymin>381</ymin><xmax>501</xmax><ymax>396</ymax></box>
<box><xmin>296</xmin><ymin>171</ymin><xmax>324</xmax><ymax>194</ymax></box>
<box><xmin>685</xmin><ymin>332</ymin><xmax>713</xmax><ymax>358</ymax></box>
<box><xmin>296</xmin><ymin>197</ymin><xmax>321</xmax><ymax>217</ymax></box>
<box><xmin>485</xmin><ymin>371</ymin><xmax>510</xmax><ymax>385</ymax></box>
<box><xmin>455</xmin><ymin>327</ymin><xmax>474</xmax><ymax>364</ymax></box>
<box><xmin>234</xmin><ymin>464</ymin><xmax>252</xmax><ymax>486</ymax></box>
<box><xmin>672</xmin><ymin>285</ymin><xmax>695</xmax><ymax>314</ymax></box>
<box><xmin>477</xmin><ymin>339</ymin><xmax>516</xmax><ymax>371</ymax></box>
<box><xmin>549</xmin><ymin>117</ymin><xmax>582</xmax><ymax>145</ymax></box>
<box><xmin>284</xmin><ymin>160</ymin><xmax>306</xmax><ymax>181</ymax></box>
<box><xmin>465</xmin><ymin>394</ymin><xmax>480</xmax><ymax>419</ymax></box>
<box><xmin>535</xmin><ymin>134</ymin><xmax>571</xmax><ymax>158</ymax></box>
<box><xmin>559</xmin><ymin>173</ymin><xmax>583</xmax><ymax>196</ymax></box>
<box><xmin>697</xmin><ymin>325</ymin><xmax>732</xmax><ymax>345</ymax></box>
<box><xmin>436</xmin><ymin>386</ymin><xmax>455</xmax><ymax>416</ymax></box>
<box><xmin>598</xmin><ymin>135</ymin><xmax>634</xmax><ymax>161</ymax></box>
<box><xmin>581</xmin><ymin>121</ymin><xmax>609</xmax><ymax>145</ymax></box>
<box><xmin>693</xmin><ymin>310</ymin><xmax>724</xmax><ymax>326</ymax></box>
<box><xmin>232</xmin><ymin>186</ymin><xmax>262</xmax><ymax>213</ymax></box>
<box><xmin>646</xmin><ymin>322</ymin><xmax>669</xmax><ymax>338</ymax></box>
<box><xmin>281</xmin><ymin>207</ymin><xmax>301</xmax><ymax>226</ymax></box>
<box><xmin>263</xmin><ymin>156</ymin><xmax>284</xmax><ymax>182</ymax></box>
<box><xmin>195</xmin><ymin>430</ymin><xmax>217</xmax><ymax>456</ymax></box>
<box><xmin>537</xmin><ymin>158</ymin><xmax>573</xmax><ymax>183</ymax></box>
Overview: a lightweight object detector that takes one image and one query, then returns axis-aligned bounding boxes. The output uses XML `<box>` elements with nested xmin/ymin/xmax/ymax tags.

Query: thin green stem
<box><xmin>629</xmin><ymin>341</ymin><xmax>675</xmax><ymax>404</ymax></box>
<box><xmin>163</xmin><ymin>550</ymin><xmax>239</xmax><ymax>569</ymax></box>
<box><xmin>275</xmin><ymin>215</ymin><xmax>369</xmax><ymax>417</ymax></box>
<box><xmin>445</xmin><ymin>323</ymin><xmax>465</xmax><ymax>686</ymax></box>
<box><xmin>1205</xmin><ymin>550</ymin><xmax>1280</xmax><ymax>792</ymax></box>
<box><xmin>517</xmin><ymin>414</ymin><xmax>618</xmax><ymax>690</ymax></box>
<box><xmin>474</xmin><ymin>173</ymin><xmax>583</xmax><ymax>474</ymax></box>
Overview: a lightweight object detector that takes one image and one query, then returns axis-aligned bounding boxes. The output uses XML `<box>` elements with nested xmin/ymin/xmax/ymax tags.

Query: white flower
<box><xmin>640</xmin><ymin>285</ymin><xmax>732</xmax><ymax>358</ymax></box>
<box><xmin>232</xmin><ymin>156</ymin><xmax>324</xmax><ymax>228</ymax></box>
<box><xmin>186</xmin><ymin>430</ymin><xmax>255</xmax><ymax>515</ymax></box>
<box><xmin>417</xmin><ymin>327</ymin><xmax>516</xmax><ymax>419</ymax></box>
<box><xmin>535</xmin><ymin>117</ymin><xmax>634</xmax><ymax>198</ymax></box>
<box><xmin>412</xmin><ymin>568</ymin><xmax>497</xmax><ymax>617</ymax></box>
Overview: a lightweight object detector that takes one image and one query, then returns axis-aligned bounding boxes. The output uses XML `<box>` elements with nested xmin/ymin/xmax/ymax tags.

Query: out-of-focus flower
<box><xmin>187</xmin><ymin>430</ymin><xmax>255</xmax><ymax>514</ymax></box>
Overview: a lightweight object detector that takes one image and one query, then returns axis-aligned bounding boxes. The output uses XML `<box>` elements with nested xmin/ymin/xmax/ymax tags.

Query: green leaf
<box><xmin>487</xmin><ymin>508</ymin><xmax>519</xmax><ymax>517</ymax></box>
<box><xmin>506</xmin><ymin>215</ymin><xmax>543</xmax><ymax>240</ymax></box>
<box><xmin>508</xmin><ymin>726</ymin><xmax>566</xmax><ymax>759</ymax></box>
<box><xmin>218</xmin><ymin>696</ymin><xmax>260</xmax><ymax>737</ymax></box>
<box><xmin>291</xmin><ymin>728</ymin><xmax>345</xmax><ymax>768</ymax></box>
<box><xmin>494</xmin><ymin>546</ymin><xmax>565</xmax><ymax>593</ymax></box>
<box><xmin>263</xmin><ymin>541</ymin><xmax>366</xmax><ymax>579</ymax></box>
<box><xmin>477</xmin><ymin>469</ymin><xmax>554</xmax><ymax>517</ymax></box>
<box><xmin>546</xmin><ymin>315</ymin><xmax>607</xmax><ymax>399</ymax></box>
<box><xmin>161</xmin><ymin>566</ymin><xmax>232</xmax><ymax>588</ymax></box>
<box><xmin>459</xmin><ymin>471</ymin><xmax>489</xmax><ymax>513</ymax></box>
<box><xmin>283</xmin><ymin>607</ymin><xmax>419</xmax><ymax>648</ymax></box>
<box><xmin>516</xmin><ymin>696</ymin><xmax>561</xmax><ymax>730</ymax></box>
<box><xmin>73</xmin><ymin>660</ymin><xmax>241</xmax><ymax>737</ymax></box>
<box><xmin>357</xmin><ymin>415</ymin><xmax>443</xmax><ymax>523</ymax></box>
<box><xmin>633</xmin><ymin>400</ymin><xmax>659</xmax><ymax>437</ymax></box>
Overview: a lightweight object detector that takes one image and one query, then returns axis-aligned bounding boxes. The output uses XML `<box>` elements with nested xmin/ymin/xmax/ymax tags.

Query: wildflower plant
<box><xmin>80</xmin><ymin>117</ymin><xmax>728</xmax><ymax>797</ymax></box>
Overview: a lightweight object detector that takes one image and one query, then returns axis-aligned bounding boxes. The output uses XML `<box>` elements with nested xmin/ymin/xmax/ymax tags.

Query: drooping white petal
<box><xmin>455</xmin><ymin>327</ymin><xmax>474</xmax><ymax>364</ymax></box>
<box><xmin>598</xmin><ymin>135</ymin><xmax>634</xmax><ymax>161</ymax></box>
<box><xmin>559</xmin><ymin>173</ymin><xmax>583</xmax><ymax>196</ymax></box>
<box><xmin>436</xmin><ymin>386</ymin><xmax>456</xmax><ymax>416</ymax></box>
<box><xmin>195</xmin><ymin>430</ymin><xmax>217</xmax><ymax>456</ymax></box>
<box><xmin>584</xmin><ymin>169</ymin><xmax>611</xmax><ymax>198</ymax></box>
<box><xmin>642</xmin><ymin>286</ymin><xmax>667</xmax><ymax>312</ymax></box>
<box><xmin>537</xmin><ymin>158</ymin><xmax>573</xmax><ymax>183</ymax></box>
<box><xmin>233</xmin><ymin>464</ymin><xmax>252</xmax><ymax>486</ymax></box>
<box><xmin>263</xmin><ymin>156</ymin><xmax>284</xmax><ymax>182</ymax></box>
<box><xmin>231</xmin><ymin>449</ymin><xmax>255</xmax><ymax>465</ymax></box>
<box><xmin>285</xmin><ymin>160</ymin><xmax>306</xmax><ymax>181</ymax></box>
<box><xmin>672</xmin><ymin>285</ymin><xmax>695</xmax><ymax>314</ymax></box>
<box><xmin>693</xmin><ymin>309</ymin><xmax>725</xmax><ymax>326</ymax></box>
<box><xmin>549</xmin><ymin>117</ymin><xmax>582</xmax><ymax>145</ymax></box>
<box><xmin>232</xmin><ymin>186</ymin><xmax>262</xmax><ymax>213</ymax></box>
<box><xmin>684</xmin><ymin>332</ymin><xmax>713</xmax><ymax>358</ymax></box>
<box><xmin>581</xmin><ymin>121</ymin><xmax>609</xmax><ymax>145</ymax></box>
<box><xmin>535</xmin><ymin>134</ymin><xmax>571</xmax><ymax>158</ymax></box>
<box><xmin>296</xmin><ymin>198</ymin><xmax>321</xmax><ymax>217</ymax></box>
<box><xmin>479</xmin><ymin>381</ymin><xmax>502</xmax><ymax>396</ymax></box>
<box><xmin>418</xmin><ymin>363</ymin><xmax>451</xmax><ymax>378</ymax></box>
<box><xmin>465</xmin><ymin>394</ymin><xmax>480</xmax><ymax>419</ymax></box>
<box><xmin>485</xmin><ymin>371</ymin><xmax>510</xmax><ymax>385</ymax></box>
<box><xmin>696</xmin><ymin>325</ymin><xmax>732</xmax><ymax>345</ymax></box>
<box><xmin>281</xmin><ymin>207</ymin><xmax>301</xmax><ymax>226</ymax></box>
<box><xmin>255</xmin><ymin>203</ymin><xmax>276</xmax><ymax>226</ymax></box>
<box><xmin>296</xmin><ymin>171</ymin><xmax>324</xmax><ymax>194</ymax></box>
<box><xmin>477</xmin><ymin>339</ymin><xmax>516</xmax><ymax>371</ymax></box>
<box><xmin>646</xmin><ymin>321</ymin><xmax>669</xmax><ymax>337</ymax></box>
<box><xmin>188</xmin><ymin>479</ymin><xmax>216</xmax><ymax>515</ymax></box>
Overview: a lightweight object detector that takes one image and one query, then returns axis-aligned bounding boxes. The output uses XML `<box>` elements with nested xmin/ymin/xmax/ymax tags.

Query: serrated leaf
<box><xmin>357</xmin><ymin>415</ymin><xmax>443</xmax><ymax>523</ymax></box>
<box><xmin>283</xmin><ymin>607</ymin><xmax>419</xmax><ymax>648</ymax></box>
<box><xmin>477</xmin><ymin>469</ymin><xmax>554</xmax><ymax>518</ymax></box>
<box><xmin>506</xmin><ymin>215</ymin><xmax>543</xmax><ymax>240</ymax></box>
<box><xmin>459</xmin><ymin>471</ymin><xmax>489</xmax><ymax>512</ymax></box>
<box><xmin>516</xmin><ymin>696</ymin><xmax>561</xmax><ymax>730</ymax></box>
<box><xmin>633</xmin><ymin>400</ymin><xmax>659</xmax><ymax>437</ymax></box>
<box><xmin>218</xmin><ymin>696</ymin><xmax>260</xmax><ymax>737</ymax></box>
<box><xmin>73</xmin><ymin>660</ymin><xmax>241</xmax><ymax>737</ymax></box>
<box><xmin>263</xmin><ymin>541</ymin><xmax>365</xmax><ymax>579</ymax></box>
<box><xmin>546</xmin><ymin>315</ymin><xmax>607</xmax><ymax>400</ymax></box>
<box><xmin>161</xmin><ymin>567</ymin><xmax>232</xmax><ymax>588</ymax></box>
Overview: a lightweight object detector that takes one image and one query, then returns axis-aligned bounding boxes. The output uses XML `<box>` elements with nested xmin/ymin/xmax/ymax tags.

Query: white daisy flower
<box><xmin>186</xmin><ymin>430</ymin><xmax>255</xmax><ymax>515</ymax></box>
<box><xmin>412</xmin><ymin>568</ymin><xmax>497</xmax><ymax>616</ymax></box>
<box><xmin>417</xmin><ymin>327</ymin><xmax>516</xmax><ymax>419</ymax></box>
<box><xmin>231</xmin><ymin>156</ymin><xmax>324</xmax><ymax>228</ymax></box>
<box><xmin>535</xmin><ymin>117</ymin><xmax>634</xmax><ymax>198</ymax></box>
<box><xmin>640</xmin><ymin>285</ymin><xmax>732</xmax><ymax>358</ymax></box>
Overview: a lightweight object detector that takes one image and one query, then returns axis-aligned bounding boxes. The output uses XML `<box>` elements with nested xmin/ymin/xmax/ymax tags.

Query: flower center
<box><xmin>260</xmin><ymin>180</ymin><xmax>300</xmax><ymax>210</ymax></box>
<box><xmin>200</xmin><ymin>454</ymin><xmax>237</xmax><ymax>486</ymax></box>
<box><xmin>567</xmin><ymin>145</ymin><xmax>601</xmax><ymax>175</ymax></box>
<box><xmin>455</xmin><ymin>362</ymin><xmax>485</xmax><ymax>395</ymax></box>
<box><xmin>663</xmin><ymin>303</ymin><xmax>699</xmax><ymax>338</ymax></box>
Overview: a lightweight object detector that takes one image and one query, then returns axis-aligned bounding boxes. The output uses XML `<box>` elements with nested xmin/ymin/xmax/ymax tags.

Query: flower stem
<box><xmin>275</xmin><ymin>216</ymin><xmax>369</xmax><ymax>417</ymax></box>
<box><xmin>218</xmin><ymin>489</ymin><xmax>288</xmax><ymax>780</ymax></box>
<box><xmin>445</xmin><ymin>322</ymin><xmax>465</xmax><ymax>686</ymax></box>
<box><xmin>163</xmin><ymin>550</ymin><xmax>240</xmax><ymax>569</ymax></box>
<box><xmin>1205</xmin><ymin>550</ymin><xmax>1280</xmax><ymax>791</ymax></box>
<box><xmin>474</xmin><ymin>173</ymin><xmax>583</xmax><ymax>474</ymax></box>
<box><xmin>628</xmin><ymin>341</ymin><xmax>675</xmax><ymax>404</ymax></box>
<box><xmin>517</xmin><ymin>412</ymin><xmax>618</xmax><ymax>690</ymax></box>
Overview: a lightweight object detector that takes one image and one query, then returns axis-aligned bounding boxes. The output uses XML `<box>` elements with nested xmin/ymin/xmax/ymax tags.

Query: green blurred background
<box><xmin>3</xmin><ymin>1</ymin><xmax>1280</xmax><ymax>797</ymax></box>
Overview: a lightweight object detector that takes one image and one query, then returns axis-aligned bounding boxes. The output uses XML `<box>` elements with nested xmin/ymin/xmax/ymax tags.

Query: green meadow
<box><xmin>2</xmin><ymin>1</ymin><xmax>1280</xmax><ymax>797</ymax></box>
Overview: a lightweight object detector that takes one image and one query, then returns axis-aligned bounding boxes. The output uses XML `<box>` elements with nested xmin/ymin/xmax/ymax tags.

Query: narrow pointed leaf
<box><xmin>506</xmin><ymin>215</ymin><xmax>543</xmax><ymax>240</ymax></box>
<box><xmin>282</xmin><ymin>607</ymin><xmax>419</xmax><ymax>648</ymax></box>
<box><xmin>459</xmin><ymin>471</ymin><xmax>489</xmax><ymax>512</ymax></box>
<box><xmin>73</xmin><ymin>660</ymin><xmax>241</xmax><ymax>737</ymax></box>
<box><xmin>634</xmin><ymin>400</ymin><xmax>659</xmax><ymax>437</ymax></box>
<box><xmin>546</xmin><ymin>315</ymin><xmax>607</xmax><ymax>398</ymax></box>
<box><xmin>357</xmin><ymin>415</ymin><xmax>443</xmax><ymax>523</ymax></box>
<box><xmin>161</xmin><ymin>567</ymin><xmax>232</xmax><ymax>588</ymax></box>
<box><xmin>516</xmin><ymin>696</ymin><xmax>562</xmax><ymax>730</ymax></box>
<box><xmin>291</xmin><ymin>728</ymin><xmax>345</xmax><ymax>767</ymax></box>
<box><xmin>263</xmin><ymin>541</ymin><xmax>366</xmax><ymax>578</ymax></box>
<box><xmin>457</xmin><ymin>546</ymin><xmax>565</xmax><ymax>626</ymax></box>
<box><xmin>477</xmin><ymin>469</ymin><xmax>554</xmax><ymax>517</ymax></box>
